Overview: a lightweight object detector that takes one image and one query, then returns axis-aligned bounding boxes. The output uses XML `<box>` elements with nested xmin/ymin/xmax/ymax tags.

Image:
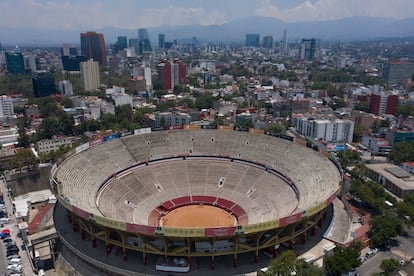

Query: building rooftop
<box><xmin>366</xmin><ymin>163</ymin><xmax>414</xmax><ymax>191</ymax></box>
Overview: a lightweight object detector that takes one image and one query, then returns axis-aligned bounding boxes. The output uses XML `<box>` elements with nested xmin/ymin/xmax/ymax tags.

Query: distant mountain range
<box><xmin>2</xmin><ymin>16</ymin><xmax>414</xmax><ymax>46</ymax></box>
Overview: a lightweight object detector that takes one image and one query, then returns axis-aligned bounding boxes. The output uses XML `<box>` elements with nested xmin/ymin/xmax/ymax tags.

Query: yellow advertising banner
<box><xmin>306</xmin><ymin>201</ymin><xmax>327</xmax><ymax>217</ymax></box>
<box><xmin>162</xmin><ymin>227</ymin><xmax>204</xmax><ymax>237</ymax></box>
<box><xmin>58</xmin><ymin>197</ymin><xmax>72</xmax><ymax>212</ymax></box>
<box><xmin>94</xmin><ymin>216</ymin><xmax>127</xmax><ymax>231</ymax></box>
<box><xmin>219</xmin><ymin>126</ymin><xmax>233</xmax><ymax>131</ymax></box>
<box><xmin>242</xmin><ymin>220</ymin><xmax>279</xmax><ymax>234</ymax></box>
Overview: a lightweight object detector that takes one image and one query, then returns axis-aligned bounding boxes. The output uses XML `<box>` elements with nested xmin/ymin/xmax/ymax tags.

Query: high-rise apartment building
<box><xmin>137</xmin><ymin>28</ymin><xmax>152</xmax><ymax>54</ymax></box>
<box><xmin>32</xmin><ymin>72</ymin><xmax>56</xmax><ymax>98</ymax></box>
<box><xmin>0</xmin><ymin>96</ymin><xmax>14</xmax><ymax>118</ymax></box>
<box><xmin>299</xmin><ymin>38</ymin><xmax>316</xmax><ymax>60</ymax></box>
<box><xmin>80</xmin><ymin>59</ymin><xmax>100</xmax><ymax>91</ymax></box>
<box><xmin>157</xmin><ymin>60</ymin><xmax>187</xmax><ymax>90</ymax></box>
<box><xmin>263</xmin><ymin>36</ymin><xmax>274</xmax><ymax>49</ymax></box>
<box><xmin>80</xmin><ymin>32</ymin><xmax>107</xmax><ymax>66</ymax></box>
<box><xmin>158</xmin><ymin>34</ymin><xmax>165</xmax><ymax>49</ymax></box>
<box><xmin>246</xmin><ymin>34</ymin><xmax>260</xmax><ymax>47</ymax></box>
<box><xmin>294</xmin><ymin>116</ymin><xmax>354</xmax><ymax>143</ymax></box>
<box><xmin>369</xmin><ymin>92</ymin><xmax>399</xmax><ymax>116</ymax></box>
<box><xmin>383</xmin><ymin>61</ymin><xmax>414</xmax><ymax>84</ymax></box>
<box><xmin>5</xmin><ymin>50</ymin><xmax>25</xmax><ymax>74</ymax></box>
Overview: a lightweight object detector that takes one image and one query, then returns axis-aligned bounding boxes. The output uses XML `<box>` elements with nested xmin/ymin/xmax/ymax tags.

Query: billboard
<box><xmin>103</xmin><ymin>133</ymin><xmax>121</xmax><ymax>142</ymax></box>
<box><xmin>94</xmin><ymin>215</ymin><xmax>126</xmax><ymax>231</ymax></box>
<box><xmin>305</xmin><ymin>201</ymin><xmax>327</xmax><ymax>217</ymax></box>
<box><xmin>279</xmin><ymin>212</ymin><xmax>303</xmax><ymax>227</ymax></box>
<box><xmin>162</xmin><ymin>227</ymin><xmax>204</xmax><ymax>237</ymax></box>
<box><xmin>242</xmin><ymin>220</ymin><xmax>279</xmax><ymax>234</ymax></box>
<box><xmin>134</xmin><ymin>127</ymin><xmax>151</xmax><ymax>135</ymax></box>
<box><xmin>204</xmin><ymin>227</ymin><xmax>236</xmax><ymax>237</ymax></box>
<box><xmin>75</xmin><ymin>142</ymin><xmax>90</xmax><ymax>153</ymax></box>
<box><xmin>126</xmin><ymin>224</ymin><xmax>156</xmax><ymax>236</ymax></box>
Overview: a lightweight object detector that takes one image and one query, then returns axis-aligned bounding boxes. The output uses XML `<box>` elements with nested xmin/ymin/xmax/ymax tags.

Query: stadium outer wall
<box><xmin>51</xmin><ymin>126</ymin><xmax>342</xmax><ymax>269</ymax></box>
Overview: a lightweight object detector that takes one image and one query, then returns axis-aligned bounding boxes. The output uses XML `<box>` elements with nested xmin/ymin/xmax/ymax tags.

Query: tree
<box><xmin>389</xmin><ymin>141</ymin><xmax>414</xmax><ymax>164</ymax></box>
<box><xmin>354</xmin><ymin>102</ymin><xmax>370</xmax><ymax>112</ymax></box>
<box><xmin>266</xmin><ymin>250</ymin><xmax>296</xmax><ymax>276</ymax></box>
<box><xmin>370</xmin><ymin>213</ymin><xmax>403</xmax><ymax>248</ymax></box>
<box><xmin>324</xmin><ymin>244</ymin><xmax>361</xmax><ymax>276</ymax></box>
<box><xmin>12</xmin><ymin>148</ymin><xmax>38</xmax><ymax>169</ymax></box>
<box><xmin>266</xmin><ymin>250</ymin><xmax>324</xmax><ymax>276</ymax></box>
<box><xmin>380</xmin><ymin>258</ymin><xmax>400</xmax><ymax>275</ymax></box>
<box><xmin>61</xmin><ymin>96</ymin><xmax>74</xmax><ymax>108</ymax></box>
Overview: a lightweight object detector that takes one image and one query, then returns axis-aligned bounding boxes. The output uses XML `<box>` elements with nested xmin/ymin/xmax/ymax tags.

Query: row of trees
<box><xmin>349</xmin><ymin>165</ymin><xmax>411</xmax><ymax>248</ymax></box>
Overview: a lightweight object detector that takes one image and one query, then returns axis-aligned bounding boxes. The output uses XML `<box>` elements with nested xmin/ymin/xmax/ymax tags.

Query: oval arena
<box><xmin>51</xmin><ymin>127</ymin><xmax>342</xmax><ymax>272</ymax></box>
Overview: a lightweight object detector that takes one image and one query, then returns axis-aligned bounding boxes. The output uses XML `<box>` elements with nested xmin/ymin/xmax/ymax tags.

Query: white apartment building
<box><xmin>80</xmin><ymin>59</ymin><xmax>100</xmax><ymax>91</ymax></box>
<box><xmin>294</xmin><ymin>116</ymin><xmax>354</xmax><ymax>143</ymax></box>
<box><xmin>59</xmin><ymin>80</ymin><xmax>74</xmax><ymax>95</ymax></box>
<box><xmin>0</xmin><ymin>95</ymin><xmax>14</xmax><ymax>117</ymax></box>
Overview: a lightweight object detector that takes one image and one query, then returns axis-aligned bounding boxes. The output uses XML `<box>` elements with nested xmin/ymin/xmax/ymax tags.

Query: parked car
<box><xmin>8</xmin><ymin>258</ymin><xmax>21</xmax><ymax>265</ymax></box>
<box><xmin>7</xmin><ymin>263</ymin><xmax>22</xmax><ymax>273</ymax></box>
<box><xmin>7</xmin><ymin>250</ymin><xmax>19</xmax><ymax>257</ymax></box>
<box><xmin>3</xmin><ymin>237</ymin><xmax>13</xmax><ymax>243</ymax></box>
<box><xmin>7</xmin><ymin>254</ymin><xmax>20</xmax><ymax>260</ymax></box>
<box><xmin>7</xmin><ymin>245</ymin><xmax>19</xmax><ymax>250</ymax></box>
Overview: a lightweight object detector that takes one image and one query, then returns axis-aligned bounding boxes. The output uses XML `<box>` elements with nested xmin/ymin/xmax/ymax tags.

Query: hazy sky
<box><xmin>2</xmin><ymin>0</ymin><xmax>413</xmax><ymax>30</ymax></box>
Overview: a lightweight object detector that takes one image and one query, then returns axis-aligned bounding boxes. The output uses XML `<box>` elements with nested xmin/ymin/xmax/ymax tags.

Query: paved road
<box><xmin>1</xmin><ymin>177</ymin><xmax>35</xmax><ymax>276</ymax></box>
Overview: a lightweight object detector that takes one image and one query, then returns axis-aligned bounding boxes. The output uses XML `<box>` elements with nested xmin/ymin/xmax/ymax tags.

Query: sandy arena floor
<box><xmin>160</xmin><ymin>205</ymin><xmax>236</xmax><ymax>227</ymax></box>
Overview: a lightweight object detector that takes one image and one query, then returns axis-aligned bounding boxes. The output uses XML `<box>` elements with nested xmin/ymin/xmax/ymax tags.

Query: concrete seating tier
<box><xmin>55</xmin><ymin>130</ymin><xmax>341</xmax><ymax>227</ymax></box>
<box><xmin>95</xmin><ymin>159</ymin><xmax>299</xmax><ymax>225</ymax></box>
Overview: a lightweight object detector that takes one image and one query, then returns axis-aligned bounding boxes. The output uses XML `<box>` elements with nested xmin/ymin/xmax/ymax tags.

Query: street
<box><xmin>0</xmin><ymin>177</ymin><xmax>35</xmax><ymax>276</ymax></box>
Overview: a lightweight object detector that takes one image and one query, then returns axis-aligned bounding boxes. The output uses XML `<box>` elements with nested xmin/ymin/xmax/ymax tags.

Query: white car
<box><xmin>38</xmin><ymin>269</ymin><xmax>45</xmax><ymax>276</ymax></box>
<box><xmin>8</xmin><ymin>258</ymin><xmax>21</xmax><ymax>265</ymax></box>
<box><xmin>7</xmin><ymin>264</ymin><xmax>22</xmax><ymax>273</ymax></box>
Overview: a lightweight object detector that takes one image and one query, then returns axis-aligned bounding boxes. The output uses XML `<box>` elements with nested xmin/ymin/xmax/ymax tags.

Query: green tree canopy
<box><xmin>389</xmin><ymin>141</ymin><xmax>414</xmax><ymax>164</ymax></box>
<box><xmin>370</xmin><ymin>213</ymin><xmax>403</xmax><ymax>248</ymax></box>
<box><xmin>324</xmin><ymin>244</ymin><xmax>361</xmax><ymax>276</ymax></box>
<box><xmin>380</xmin><ymin>258</ymin><xmax>400</xmax><ymax>275</ymax></box>
<box><xmin>12</xmin><ymin>148</ymin><xmax>38</xmax><ymax>169</ymax></box>
<box><xmin>266</xmin><ymin>250</ymin><xmax>324</xmax><ymax>276</ymax></box>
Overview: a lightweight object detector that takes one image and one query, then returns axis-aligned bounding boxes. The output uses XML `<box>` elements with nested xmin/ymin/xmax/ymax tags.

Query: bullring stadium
<box><xmin>51</xmin><ymin>127</ymin><xmax>342</xmax><ymax>273</ymax></box>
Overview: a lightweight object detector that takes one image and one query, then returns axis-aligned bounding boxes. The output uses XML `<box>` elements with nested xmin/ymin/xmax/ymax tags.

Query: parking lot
<box><xmin>0</xmin><ymin>177</ymin><xmax>35</xmax><ymax>276</ymax></box>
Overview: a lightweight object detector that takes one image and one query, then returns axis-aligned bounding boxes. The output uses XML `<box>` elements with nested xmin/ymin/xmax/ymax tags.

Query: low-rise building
<box><xmin>35</xmin><ymin>137</ymin><xmax>75</xmax><ymax>154</ymax></box>
<box><xmin>366</xmin><ymin>163</ymin><xmax>414</xmax><ymax>198</ymax></box>
<box><xmin>401</xmin><ymin>162</ymin><xmax>414</xmax><ymax>175</ymax></box>
<box><xmin>361</xmin><ymin>135</ymin><xmax>392</xmax><ymax>156</ymax></box>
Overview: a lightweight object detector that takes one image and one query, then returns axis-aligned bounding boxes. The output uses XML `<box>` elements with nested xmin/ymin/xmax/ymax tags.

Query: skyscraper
<box><xmin>32</xmin><ymin>72</ymin><xmax>56</xmax><ymax>98</ymax></box>
<box><xmin>246</xmin><ymin>34</ymin><xmax>260</xmax><ymax>47</ymax></box>
<box><xmin>5</xmin><ymin>50</ymin><xmax>25</xmax><ymax>74</ymax></box>
<box><xmin>80</xmin><ymin>31</ymin><xmax>107</xmax><ymax>66</ymax></box>
<box><xmin>137</xmin><ymin>28</ymin><xmax>152</xmax><ymax>54</ymax></box>
<box><xmin>158</xmin><ymin>34</ymin><xmax>165</xmax><ymax>49</ymax></box>
<box><xmin>80</xmin><ymin>59</ymin><xmax>100</xmax><ymax>91</ymax></box>
<box><xmin>282</xmin><ymin>30</ymin><xmax>288</xmax><ymax>55</ymax></box>
<box><xmin>299</xmin><ymin>38</ymin><xmax>316</xmax><ymax>60</ymax></box>
<box><xmin>117</xmin><ymin>36</ymin><xmax>128</xmax><ymax>51</ymax></box>
<box><xmin>263</xmin><ymin>36</ymin><xmax>274</xmax><ymax>49</ymax></box>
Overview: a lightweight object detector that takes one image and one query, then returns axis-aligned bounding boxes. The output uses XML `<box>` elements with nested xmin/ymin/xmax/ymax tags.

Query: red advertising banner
<box><xmin>279</xmin><ymin>212</ymin><xmax>303</xmax><ymax>227</ymax></box>
<box><xmin>204</xmin><ymin>226</ymin><xmax>236</xmax><ymax>237</ymax></box>
<box><xmin>326</xmin><ymin>192</ymin><xmax>337</xmax><ymax>205</ymax></box>
<box><xmin>126</xmin><ymin>224</ymin><xmax>156</xmax><ymax>235</ymax></box>
<box><xmin>72</xmin><ymin>206</ymin><xmax>91</xmax><ymax>220</ymax></box>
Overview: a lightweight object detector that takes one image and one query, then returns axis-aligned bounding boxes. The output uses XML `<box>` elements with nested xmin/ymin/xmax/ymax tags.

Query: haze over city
<box><xmin>1</xmin><ymin>0</ymin><xmax>414</xmax><ymax>44</ymax></box>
